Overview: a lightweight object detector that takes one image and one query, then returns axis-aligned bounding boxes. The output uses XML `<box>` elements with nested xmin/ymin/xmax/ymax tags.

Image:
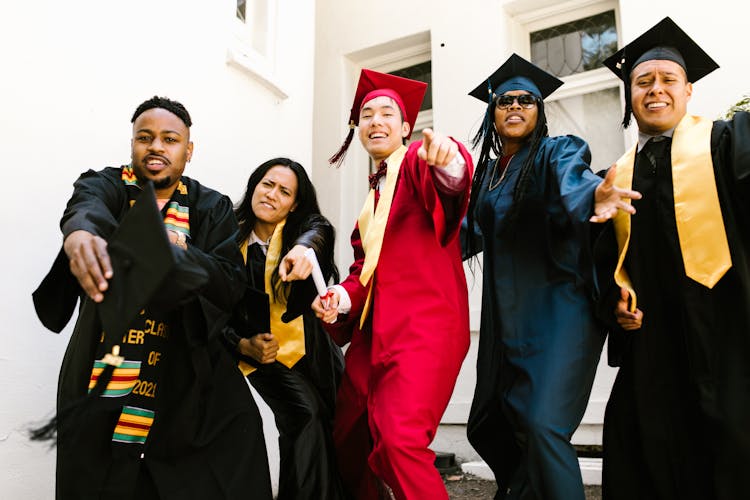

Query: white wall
<box><xmin>0</xmin><ymin>0</ymin><xmax>316</xmax><ymax>497</ymax></box>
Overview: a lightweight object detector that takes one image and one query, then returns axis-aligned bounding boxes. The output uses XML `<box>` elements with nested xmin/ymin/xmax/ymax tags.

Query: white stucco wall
<box><xmin>0</xmin><ymin>0</ymin><xmax>316</xmax><ymax>497</ymax></box>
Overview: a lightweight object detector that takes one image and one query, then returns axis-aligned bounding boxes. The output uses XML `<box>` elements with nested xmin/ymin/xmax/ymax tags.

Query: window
<box><xmin>389</xmin><ymin>61</ymin><xmax>433</xmax><ymax>112</ymax></box>
<box><xmin>511</xmin><ymin>2</ymin><xmax>625</xmax><ymax>171</ymax></box>
<box><xmin>530</xmin><ymin>11</ymin><xmax>618</xmax><ymax>77</ymax></box>
<box><xmin>235</xmin><ymin>0</ymin><xmax>271</xmax><ymax>58</ymax></box>
<box><xmin>388</xmin><ymin>60</ymin><xmax>433</xmax><ymax>151</ymax></box>
<box><xmin>228</xmin><ymin>0</ymin><xmax>287</xmax><ymax>98</ymax></box>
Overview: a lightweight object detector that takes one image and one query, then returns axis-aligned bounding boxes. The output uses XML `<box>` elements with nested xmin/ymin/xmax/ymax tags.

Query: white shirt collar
<box><xmin>637</xmin><ymin>127</ymin><xmax>675</xmax><ymax>152</ymax></box>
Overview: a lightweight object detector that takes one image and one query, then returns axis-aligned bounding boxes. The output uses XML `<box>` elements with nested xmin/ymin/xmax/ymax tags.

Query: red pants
<box><xmin>333</xmin><ymin>327</ymin><xmax>468</xmax><ymax>500</ymax></box>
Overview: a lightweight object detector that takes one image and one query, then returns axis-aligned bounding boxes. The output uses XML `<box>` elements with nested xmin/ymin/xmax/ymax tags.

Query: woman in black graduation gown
<box><xmin>224</xmin><ymin>157</ymin><xmax>346</xmax><ymax>500</ymax></box>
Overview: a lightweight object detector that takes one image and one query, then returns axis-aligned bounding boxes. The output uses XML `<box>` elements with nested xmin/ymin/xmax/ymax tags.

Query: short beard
<box><xmin>134</xmin><ymin>169</ymin><xmax>173</xmax><ymax>190</ymax></box>
<box><xmin>153</xmin><ymin>176</ymin><xmax>173</xmax><ymax>190</ymax></box>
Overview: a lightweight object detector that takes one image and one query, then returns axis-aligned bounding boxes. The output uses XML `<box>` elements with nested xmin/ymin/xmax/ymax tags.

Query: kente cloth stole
<box><xmin>84</xmin><ymin>166</ymin><xmax>190</xmax><ymax>449</ymax></box>
<box><xmin>357</xmin><ymin>145</ymin><xmax>407</xmax><ymax>328</ymax></box>
<box><xmin>611</xmin><ymin>115</ymin><xmax>731</xmax><ymax>311</ymax></box>
<box><xmin>238</xmin><ymin>219</ymin><xmax>305</xmax><ymax>376</ymax></box>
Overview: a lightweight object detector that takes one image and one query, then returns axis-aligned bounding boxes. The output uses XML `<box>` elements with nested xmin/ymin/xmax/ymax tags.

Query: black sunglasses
<box><xmin>494</xmin><ymin>94</ymin><xmax>538</xmax><ymax>109</ymax></box>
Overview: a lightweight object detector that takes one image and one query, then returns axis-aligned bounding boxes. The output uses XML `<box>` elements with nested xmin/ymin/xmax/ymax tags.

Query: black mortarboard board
<box><xmin>469</xmin><ymin>53</ymin><xmax>563</xmax><ymax>103</ymax></box>
<box><xmin>29</xmin><ymin>182</ymin><xmax>175</xmax><ymax>443</ymax></box>
<box><xmin>241</xmin><ymin>286</ymin><xmax>270</xmax><ymax>335</ymax></box>
<box><xmin>602</xmin><ymin>17</ymin><xmax>719</xmax><ymax>126</ymax></box>
<box><xmin>98</xmin><ymin>181</ymin><xmax>175</xmax><ymax>349</ymax></box>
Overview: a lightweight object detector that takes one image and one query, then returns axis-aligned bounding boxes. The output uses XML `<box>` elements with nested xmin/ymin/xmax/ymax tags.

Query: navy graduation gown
<box><xmin>466</xmin><ymin>135</ymin><xmax>605</xmax><ymax>500</ymax></box>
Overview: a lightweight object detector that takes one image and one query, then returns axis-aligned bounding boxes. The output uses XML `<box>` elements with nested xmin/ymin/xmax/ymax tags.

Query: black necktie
<box><xmin>642</xmin><ymin>136</ymin><xmax>671</xmax><ymax>173</ymax></box>
<box><xmin>368</xmin><ymin>161</ymin><xmax>387</xmax><ymax>190</ymax></box>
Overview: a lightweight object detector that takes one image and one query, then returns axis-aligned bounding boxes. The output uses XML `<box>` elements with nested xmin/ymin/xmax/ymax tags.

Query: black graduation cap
<box><xmin>602</xmin><ymin>16</ymin><xmax>719</xmax><ymax>126</ymax></box>
<box><xmin>469</xmin><ymin>53</ymin><xmax>563</xmax><ymax>103</ymax></box>
<box><xmin>98</xmin><ymin>181</ymin><xmax>175</xmax><ymax>352</ymax></box>
<box><xmin>30</xmin><ymin>182</ymin><xmax>175</xmax><ymax>443</ymax></box>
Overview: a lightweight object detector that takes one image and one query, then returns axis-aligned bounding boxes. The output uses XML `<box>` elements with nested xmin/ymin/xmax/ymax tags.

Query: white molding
<box><xmin>549</xmin><ymin>68</ymin><xmax>621</xmax><ymax>101</ymax></box>
<box><xmin>507</xmin><ymin>0</ymin><xmax>616</xmax><ymax>30</ymax></box>
<box><xmin>226</xmin><ymin>44</ymin><xmax>289</xmax><ymax>99</ymax></box>
<box><xmin>348</xmin><ymin>31</ymin><xmax>431</xmax><ymax>72</ymax></box>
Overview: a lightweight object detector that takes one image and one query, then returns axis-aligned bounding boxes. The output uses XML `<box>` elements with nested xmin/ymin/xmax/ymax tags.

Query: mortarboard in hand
<box><xmin>30</xmin><ymin>181</ymin><xmax>175</xmax><ymax>443</ymax></box>
<box><xmin>98</xmin><ymin>181</ymin><xmax>175</xmax><ymax>356</ymax></box>
<box><xmin>329</xmin><ymin>68</ymin><xmax>428</xmax><ymax>166</ymax></box>
<box><xmin>468</xmin><ymin>53</ymin><xmax>563</xmax><ymax>103</ymax></box>
<box><xmin>602</xmin><ymin>16</ymin><xmax>719</xmax><ymax>126</ymax></box>
<box><xmin>241</xmin><ymin>285</ymin><xmax>270</xmax><ymax>336</ymax></box>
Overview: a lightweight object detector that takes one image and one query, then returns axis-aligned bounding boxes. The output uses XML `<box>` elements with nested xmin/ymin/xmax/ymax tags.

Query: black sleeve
<box><xmin>592</xmin><ymin>220</ymin><xmax>629</xmax><ymax>367</ymax></box>
<box><xmin>33</xmin><ymin>168</ymin><xmax>127</xmax><ymax>332</ymax></box>
<box><xmin>283</xmin><ymin>214</ymin><xmax>335</xmax><ymax>322</ymax></box>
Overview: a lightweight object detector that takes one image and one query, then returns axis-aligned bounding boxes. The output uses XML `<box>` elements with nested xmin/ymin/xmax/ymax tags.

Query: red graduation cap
<box><xmin>329</xmin><ymin>69</ymin><xmax>427</xmax><ymax>166</ymax></box>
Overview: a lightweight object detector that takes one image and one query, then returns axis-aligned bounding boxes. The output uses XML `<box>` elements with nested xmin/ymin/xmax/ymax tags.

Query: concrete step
<box><xmin>460</xmin><ymin>458</ymin><xmax>602</xmax><ymax>485</ymax></box>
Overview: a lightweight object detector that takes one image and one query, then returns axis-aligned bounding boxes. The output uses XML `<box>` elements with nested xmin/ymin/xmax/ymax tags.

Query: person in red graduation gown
<box><xmin>312</xmin><ymin>69</ymin><xmax>473</xmax><ymax>500</ymax></box>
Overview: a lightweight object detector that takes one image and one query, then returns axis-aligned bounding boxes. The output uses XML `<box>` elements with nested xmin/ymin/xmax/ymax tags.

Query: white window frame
<box><xmin>505</xmin><ymin>0</ymin><xmax>635</xmax><ymax>148</ymax></box>
<box><xmin>227</xmin><ymin>0</ymin><xmax>288</xmax><ymax>99</ymax></box>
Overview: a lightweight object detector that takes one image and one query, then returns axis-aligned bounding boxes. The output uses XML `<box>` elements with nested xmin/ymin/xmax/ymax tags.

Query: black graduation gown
<box><xmin>226</xmin><ymin>214</ymin><xmax>346</xmax><ymax>500</ymax></box>
<box><xmin>33</xmin><ymin>167</ymin><xmax>272</xmax><ymax>500</ymax></box>
<box><xmin>595</xmin><ymin>113</ymin><xmax>750</xmax><ymax>500</ymax></box>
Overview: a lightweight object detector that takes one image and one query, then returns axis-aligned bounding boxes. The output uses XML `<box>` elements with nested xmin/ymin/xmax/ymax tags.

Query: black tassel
<box><xmin>28</xmin><ymin>350</ymin><xmax>120</xmax><ymax>445</ymax></box>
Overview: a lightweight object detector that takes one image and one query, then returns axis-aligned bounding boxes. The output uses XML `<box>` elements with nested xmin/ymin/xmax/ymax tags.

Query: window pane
<box><xmin>389</xmin><ymin>61</ymin><xmax>432</xmax><ymax>111</ymax></box>
<box><xmin>236</xmin><ymin>0</ymin><xmax>246</xmax><ymax>22</ymax></box>
<box><xmin>531</xmin><ymin>10</ymin><xmax>618</xmax><ymax>77</ymax></box>
<box><xmin>545</xmin><ymin>87</ymin><xmax>625</xmax><ymax>172</ymax></box>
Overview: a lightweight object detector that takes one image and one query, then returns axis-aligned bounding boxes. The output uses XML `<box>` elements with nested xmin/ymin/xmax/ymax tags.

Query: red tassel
<box><xmin>328</xmin><ymin>125</ymin><xmax>356</xmax><ymax>167</ymax></box>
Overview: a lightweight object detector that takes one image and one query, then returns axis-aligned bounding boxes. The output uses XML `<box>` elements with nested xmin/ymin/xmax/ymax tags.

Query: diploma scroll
<box><xmin>304</xmin><ymin>247</ymin><xmax>333</xmax><ymax>308</ymax></box>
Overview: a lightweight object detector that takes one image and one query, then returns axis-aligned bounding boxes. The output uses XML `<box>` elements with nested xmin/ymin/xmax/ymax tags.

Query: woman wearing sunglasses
<box><xmin>463</xmin><ymin>54</ymin><xmax>638</xmax><ymax>499</ymax></box>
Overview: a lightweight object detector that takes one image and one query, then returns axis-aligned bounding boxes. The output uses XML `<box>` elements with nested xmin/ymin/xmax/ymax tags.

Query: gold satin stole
<box><xmin>611</xmin><ymin>114</ymin><xmax>731</xmax><ymax>312</ymax></box>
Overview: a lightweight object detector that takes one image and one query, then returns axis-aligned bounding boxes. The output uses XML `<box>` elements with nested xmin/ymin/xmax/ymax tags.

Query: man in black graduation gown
<box><xmin>595</xmin><ymin>17</ymin><xmax>750</xmax><ymax>500</ymax></box>
<box><xmin>32</xmin><ymin>96</ymin><xmax>272</xmax><ymax>499</ymax></box>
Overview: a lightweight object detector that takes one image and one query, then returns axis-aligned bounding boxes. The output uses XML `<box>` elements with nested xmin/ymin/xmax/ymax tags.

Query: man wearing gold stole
<box><xmin>313</xmin><ymin>70</ymin><xmax>474</xmax><ymax>499</ymax></box>
<box><xmin>594</xmin><ymin>17</ymin><xmax>750</xmax><ymax>500</ymax></box>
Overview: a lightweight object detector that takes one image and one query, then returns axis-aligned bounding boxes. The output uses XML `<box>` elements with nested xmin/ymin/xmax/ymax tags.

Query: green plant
<box><xmin>721</xmin><ymin>94</ymin><xmax>750</xmax><ymax>119</ymax></box>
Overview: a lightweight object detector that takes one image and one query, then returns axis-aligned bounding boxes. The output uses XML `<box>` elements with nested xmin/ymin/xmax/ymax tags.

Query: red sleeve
<box><xmin>405</xmin><ymin>139</ymin><xmax>474</xmax><ymax>246</ymax></box>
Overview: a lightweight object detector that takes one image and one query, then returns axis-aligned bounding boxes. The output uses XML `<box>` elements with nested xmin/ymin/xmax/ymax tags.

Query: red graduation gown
<box><xmin>325</xmin><ymin>141</ymin><xmax>473</xmax><ymax>499</ymax></box>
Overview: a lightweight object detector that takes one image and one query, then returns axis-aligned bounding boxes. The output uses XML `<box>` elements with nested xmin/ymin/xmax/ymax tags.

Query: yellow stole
<box><xmin>356</xmin><ymin>145</ymin><xmax>407</xmax><ymax>328</ymax></box>
<box><xmin>238</xmin><ymin>219</ymin><xmax>305</xmax><ymax>376</ymax></box>
<box><xmin>612</xmin><ymin>114</ymin><xmax>732</xmax><ymax>311</ymax></box>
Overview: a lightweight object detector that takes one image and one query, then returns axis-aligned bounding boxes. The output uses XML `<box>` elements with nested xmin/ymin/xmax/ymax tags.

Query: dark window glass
<box><xmin>530</xmin><ymin>10</ymin><xmax>618</xmax><ymax>77</ymax></box>
<box><xmin>389</xmin><ymin>60</ymin><xmax>432</xmax><ymax>111</ymax></box>
<box><xmin>237</xmin><ymin>0</ymin><xmax>246</xmax><ymax>22</ymax></box>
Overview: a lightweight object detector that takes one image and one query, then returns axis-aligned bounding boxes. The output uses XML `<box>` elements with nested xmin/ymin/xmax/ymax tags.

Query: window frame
<box><xmin>227</xmin><ymin>0</ymin><xmax>288</xmax><ymax>99</ymax></box>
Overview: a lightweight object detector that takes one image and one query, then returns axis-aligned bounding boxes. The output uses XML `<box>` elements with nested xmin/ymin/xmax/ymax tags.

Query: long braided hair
<box><xmin>464</xmin><ymin>93</ymin><xmax>549</xmax><ymax>257</ymax></box>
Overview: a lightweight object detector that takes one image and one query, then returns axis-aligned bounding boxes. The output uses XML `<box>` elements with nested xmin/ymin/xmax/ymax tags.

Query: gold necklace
<box><xmin>488</xmin><ymin>155</ymin><xmax>514</xmax><ymax>191</ymax></box>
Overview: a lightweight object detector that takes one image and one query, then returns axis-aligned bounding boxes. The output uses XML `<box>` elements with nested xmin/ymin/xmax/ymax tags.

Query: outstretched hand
<box><xmin>64</xmin><ymin>230</ymin><xmax>113</xmax><ymax>303</ymax></box>
<box><xmin>279</xmin><ymin>245</ymin><xmax>313</xmax><ymax>282</ymax></box>
<box><xmin>591</xmin><ymin>165</ymin><xmax>642</xmax><ymax>223</ymax></box>
<box><xmin>417</xmin><ymin>128</ymin><xmax>458</xmax><ymax>168</ymax></box>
